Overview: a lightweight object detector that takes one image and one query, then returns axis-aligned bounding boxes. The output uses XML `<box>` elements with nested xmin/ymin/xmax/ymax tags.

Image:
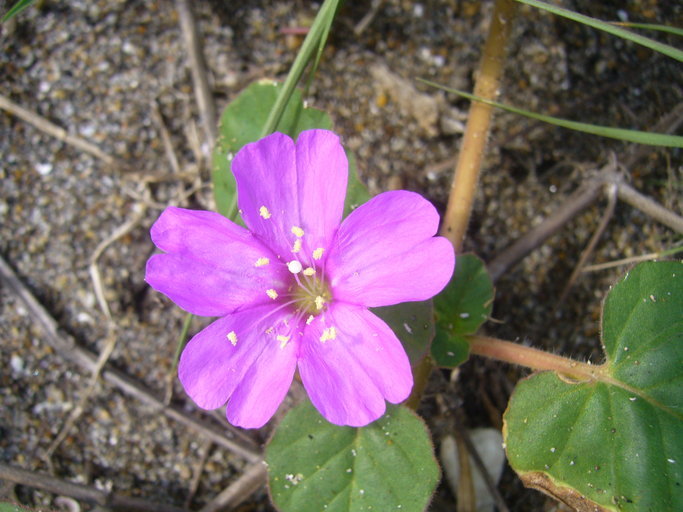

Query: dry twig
<box><xmin>0</xmin><ymin>254</ymin><xmax>261</xmax><ymax>463</ymax></box>
<box><xmin>199</xmin><ymin>463</ymin><xmax>268</xmax><ymax>512</ymax></box>
<box><xmin>175</xmin><ymin>0</ymin><xmax>217</xmax><ymax>149</ymax></box>
<box><xmin>0</xmin><ymin>463</ymin><xmax>188</xmax><ymax>512</ymax></box>
<box><xmin>0</xmin><ymin>93</ymin><xmax>116</xmax><ymax>165</ymax></box>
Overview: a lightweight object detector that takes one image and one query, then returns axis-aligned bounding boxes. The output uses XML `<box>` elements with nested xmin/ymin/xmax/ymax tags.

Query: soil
<box><xmin>1</xmin><ymin>1</ymin><xmax>681</xmax><ymax>511</ymax></box>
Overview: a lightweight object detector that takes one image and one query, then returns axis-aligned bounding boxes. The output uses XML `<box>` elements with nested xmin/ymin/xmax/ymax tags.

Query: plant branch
<box><xmin>467</xmin><ymin>335</ymin><xmax>601</xmax><ymax>381</ymax></box>
<box><xmin>441</xmin><ymin>0</ymin><xmax>517</xmax><ymax>251</ymax></box>
<box><xmin>0</xmin><ymin>463</ymin><xmax>188</xmax><ymax>512</ymax></box>
<box><xmin>0</xmin><ymin>254</ymin><xmax>262</xmax><ymax>463</ymax></box>
<box><xmin>176</xmin><ymin>0</ymin><xmax>217</xmax><ymax>148</ymax></box>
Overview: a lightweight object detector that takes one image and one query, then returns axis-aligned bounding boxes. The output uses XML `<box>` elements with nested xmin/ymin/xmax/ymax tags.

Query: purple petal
<box><xmin>178</xmin><ymin>304</ymin><xmax>298</xmax><ymax>428</ymax></box>
<box><xmin>298</xmin><ymin>303</ymin><xmax>413</xmax><ymax>427</ymax></box>
<box><xmin>232</xmin><ymin>130</ymin><xmax>347</xmax><ymax>263</ymax></box>
<box><xmin>326</xmin><ymin>190</ymin><xmax>455</xmax><ymax>307</ymax></box>
<box><xmin>146</xmin><ymin>206</ymin><xmax>289</xmax><ymax>316</ymax></box>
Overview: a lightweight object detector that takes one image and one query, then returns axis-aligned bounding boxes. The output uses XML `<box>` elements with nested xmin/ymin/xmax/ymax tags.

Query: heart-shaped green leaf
<box><xmin>266</xmin><ymin>400</ymin><xmax>440</xmax><ymax>512</ymax></box>
<box><xmin>432</xmin><ymin>253</ymin><xmax>493</xmax><ymax>368</ymax></box>
<box><xmin>504</xmin><ymin>261</ymin><xmax>683</xmax><ymax>511</ymax></box>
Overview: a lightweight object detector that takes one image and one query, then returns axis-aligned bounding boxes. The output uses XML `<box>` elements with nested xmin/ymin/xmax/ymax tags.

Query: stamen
<box><xmin>259</xmin><ymin>206</ymin><xmax>271</xmax><ymax>219</ymax></box>
<box><xmin>315</xmin><ymin>295</ymin><xmax>325</xmax><ymax>310</ymax></box>
<box><xmin>292</xmin><ymin>239</ymin><xmax>302</xmax><ymax>253</ymax></box>
<box><xmin>287</xmin><ymin>260</ymin><xmax>303</xmax><ymax>274</ymax></box>
<box><xmin>255</xmin><ymin>257</ymin><xmax>270</xmax><ymax>267</ymax></box>
<box><xmin>266</xmin><ymin>289</ymin><xmax>278</xmax><ymax>300</ymax></box>
<box><xmin>291</xmin><ymin>226</ymin><xmax>305</xmax><ymax>237</ymax></box>
<box><xmin>276</xmin><ymin>334</ymin><xmax>291</xmax><ymax>348</ymax></box>
<box><xmin>313</xmin><ymin>247</ymin><xmax>324</xmax><ymax>260</ymax></box>
<box><xmin>226</xmin><ymin>331</ymin><xmax>238</xmax><ymax>346</ymax></box>
<box><xmin>303</xmin><ymin>267</ymin><xmax>316</xmax><ymax>276</ymax></box>
<box><xmin>306</xmin><ymin>315</ymin><xmax>314</xmax><ymax>325</ymax></box>
<box><xmin>320</xmin><ymin>326</ymin><xmax>337</xmax><ymax>343</ymax></box>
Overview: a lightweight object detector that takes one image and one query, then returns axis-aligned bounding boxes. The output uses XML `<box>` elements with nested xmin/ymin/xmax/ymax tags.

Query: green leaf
<box><xmin>504</xmin><ymin>261</ymin><xmax>683</xmax><ymax>511</ymax></box>
<box><xmin>343</xmin><ymin>150</ymin><xmax>371</xmax><ymax>217</ymax></box>
<box><xmin>420</xmin><ymin>80</ymin><xmax>683</xmax><ymax>148</ymax></box>
<box><xmin>515</xmin><ymin>0</ymin><xmax>683</xmax><ymax>62</ymax></box>
<box><xmin>373</xmin><ymin>300</ymin><xmax>435</xmax><ymax>366</ymax></box>
<box><xmin>211</xmin><ymin>80</ymin><xmax>332</xmax><ymax>219</ymax></box>
<box><xmin>0</xmin><ymin>503</ymin><xmax>41</xmax><ymax>512</ymax></box>
<box><xmin>2</xmin><ymin>0</ymin><xmax>35</xmax><ymax>23</ymax></box>
<box><xmin>267</xmin><ymin>400</ymin><xmax>440</xmax><ymax>512</ymax></box>
<box><xmin>431</xmin><ymin>254</ymin><xmax>493</xmax><ymax>368</ymax></box>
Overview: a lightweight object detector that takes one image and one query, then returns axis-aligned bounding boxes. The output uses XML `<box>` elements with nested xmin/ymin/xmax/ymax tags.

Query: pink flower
<box><xmin>145</xmin><ymin>130</ymin><xmax>454</xmax><ymax>428</ymax></box>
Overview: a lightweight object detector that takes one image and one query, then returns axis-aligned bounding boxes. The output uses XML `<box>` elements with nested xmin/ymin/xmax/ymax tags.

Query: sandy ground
<box><xmin>1</xmin><ymin>1</ymin><xmax>681</xmax><ymax>510</ymax></box>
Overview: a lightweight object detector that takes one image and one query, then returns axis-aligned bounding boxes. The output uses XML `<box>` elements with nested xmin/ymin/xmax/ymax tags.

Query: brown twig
<box><xmin>0</xmin><ymin>93</ymin><xmax>116</xmax><ymax>165</ymax></box>
<box><xmin>486</xmin><ymin>161</ymin><xmax>619</xmax><ymax>282</ymax></box>
<box><xmin>199</xmin><ymin>463</ymin><xmax>267</xmax><ymax>512</ymax></box>
<box><xmin>441</xmin><ymin>0</ymin><xmax>517</xmax><ymax>251</ymax></box>
<box><xmin>0</xmin><ymin>254</ymin><xmax>261</xmax><ymax>463</ymax></box>
<box><xmin>453</xmin><ymin>417</ymin><xmax>510</xmax><ymax>512</ymax></box>
<box><xmin>617</xmin><ymin>182</ymin><xmax>683</xmax><ymax>234</ymax></box>
<box><xmin>175</xmin><ymin>0</ymin><xmax>217</xmax><ymax>148</ymax></box>
<box><xmin>0</xmin><ymin>463</ymin><xmax>188</xmax><ymax>512</ymax></box>
<box><xmin>554</xmin><ymin>181</ymin><xmax>618</xmax><ymax>309</ymax></box>
<box><xmin>152</xmin><ymin>100</ymin><xmax>182</xmax><ymax>175</ymax></box>
<box><xmin>185</xmin><ymin>440</ymin><xmax>213</xmax><ymax>509</ymax></box>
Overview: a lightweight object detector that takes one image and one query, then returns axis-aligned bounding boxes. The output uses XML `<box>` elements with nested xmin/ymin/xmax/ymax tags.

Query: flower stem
<box><xmin>441</xmin><ymin>0</ymin><xmax>517</xmax><ymax>252</ymax></box>
<box><xmin>407</xmin><ymin>0</ymin><xmax>518</xmax><ymax>411</ymax></box>
<box><xmin>468</xmin><ymin>335</ymin><xmax>601</xmax><ymax>381</ymax></box>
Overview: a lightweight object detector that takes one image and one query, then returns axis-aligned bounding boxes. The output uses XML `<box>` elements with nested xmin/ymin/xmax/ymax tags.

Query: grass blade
<box><xmin>421</xmin><ymin>79</ymin><xmax>683</xmax><ymax>148</ymax></box>
<box><xmin>516</xmin><ymin>0</ymin><xmax>683</xmax><ymax>62</ymax></box>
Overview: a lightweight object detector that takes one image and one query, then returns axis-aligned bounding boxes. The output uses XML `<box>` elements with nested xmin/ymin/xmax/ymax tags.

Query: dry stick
<box><xmin>46</xmin><ymin>202</ymin><xmax>151</xmax><ymax>463</ymax></box>
<box><xmin>0</xmin><ymin>463</ymin><xmax>188</xmax><ymax>512</ymax></box>
<box><xmin>152</xmin><ymin>100</ymin><xmax>182</xmax><ymax>175</ymax></box>
<box><xmin>618</xmin><ymin>181</ymin><xmax>683</xmax><ymax>234</ymax></box>
<box><xmin>0</xmin><ymin>93</ymin><xmax>115</xmax><ymax>166</ymax></box>
<box><xmin>185</xmin><ymin>440</ymin><xmax>213</xmax><ymax>509</ymax></box>
<box><xmin>453</xmin><ymin>416</ymin><xmax>511</xmax><ymax>512</ymax></box>
<box><xmin>441</xmin><ymin>0</ymin><xmax>518</xmax><ymax>251</ymax></box>
<box><xmin>176</xmin><ymin>0</ymin><xmax>217</xmax><ymax>147</ymax></box>
<box><xmin>0</xmin><ymin>254</ymin><xmax>261</xmax><ymax>464</ymax></box>
<box><xmin>199</xmin><ymin>463</ymin><xmax>268</xmax><ymax>512</ymax></box>
<box><xmin>486</xmin><ymin>164</ymin><xmax>618</xmax><ymax>283</ymax></box>
<box><xmin>554</xmin><ymin>182</ymin><xmax>618</xmax><ymax>310</ymax></box>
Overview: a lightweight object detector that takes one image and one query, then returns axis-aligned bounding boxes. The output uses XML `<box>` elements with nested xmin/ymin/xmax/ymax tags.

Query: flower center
<box><xmin>289</xmin><ymin>270</ymin><xmax>333</xmax><ymax>316</ymax></box>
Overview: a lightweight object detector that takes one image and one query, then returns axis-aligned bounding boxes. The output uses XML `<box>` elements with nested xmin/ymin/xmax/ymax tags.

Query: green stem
<box><xmin>408</xmin><ymin>0</ymin><xmax>518</xmax><ymax>410</ymax></box>
<box><xmin>468</xmin><ymin>335</ymin><xmax>601</xmax><ymax>381</ymax></box>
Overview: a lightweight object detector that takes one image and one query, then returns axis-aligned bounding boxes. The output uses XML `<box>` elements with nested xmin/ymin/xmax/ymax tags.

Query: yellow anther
<box><xmin>259</xmin><ymin>206</ymin><xmax>271</xmax><ymax>219</ymax></box>
<box><xmin>291</xmin><ymin>226</ymin><xmax>305</xmax><ymax>237</ymax></box>
<box><xmin>306</xmin><ymin>315</ymin><xmax>314</xmax><ymax>325</ymax></box>
<box><xmin>266</xmin><ymin>289</ymin><xmax>278</xmax><ymax>300</ymax></box>
<box><xmin>276</xmin><ymin>334</ymin><xmax>290</xmax><ymax>348</ymax></box>
<box><xmin>315</xmin><ymin>295</ymin><xmax>325</xmax><ymax>310</ymax></box>
<box><xmin>292</xmin><ymin>239</ymin><xmax>302</xmax><ymax>253</ymax></box>
<box><xmin>227</xmin><ymin>331</ymin><xmax>238</xmax><ymax>346</ymax></box>
<box><xmin>320</xmin><ymin>326</ymin><xmax>337</xmax><ymax>343</ymax></box>
<box><xmin>303</xmin><ymin>267</ymin><xmax>316</xmax><ymax>276</ymax></box>
<box><xmin>313</xmin><ymin>247</ymin><xmax>324</xmax><ymax>260</ymax></box>
<box><xmin>255</xmin><ymin>257</ymin><xmax>270</xmax><ymax>267</ymax></box>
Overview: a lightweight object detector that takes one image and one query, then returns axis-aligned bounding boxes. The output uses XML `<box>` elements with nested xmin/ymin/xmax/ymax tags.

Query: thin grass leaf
<box><xmin>2</xmin><ymin>0</ymin><xmax>36</xmax><ymax>22</ymax></box>
<box><xmin>516</xmin><ymin>0</ymin><xmax>683</xmax><ymax>62</ymax></box>
<box><xmin>420</xmin><ymin>79</ymin><xmax>683</xmax><ymax>148</ymax></box>
<box><xmin>260</xmin><ymin>0</ymin><xmax>340</xmax><ymax>137</ymax></box>
<box><xmin>611</xmin><ymin>22</ymin><xmax>683</xmax><ymax>38</ymax></box>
